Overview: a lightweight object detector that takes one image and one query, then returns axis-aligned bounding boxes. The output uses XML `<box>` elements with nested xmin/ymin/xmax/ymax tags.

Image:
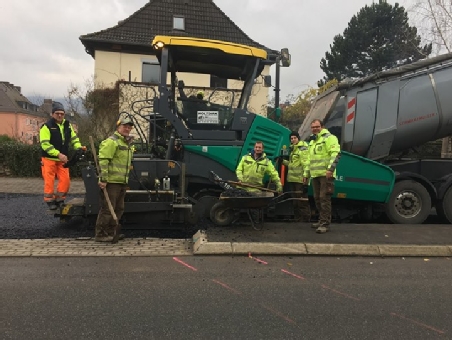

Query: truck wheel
<box><xmin>385</xmin><ymin>180</ymin><xmax>431</xmax><ymax>224</ymax></box>
<box><xmin>210</xmin><ymin>201</ymin><xmax>235</xmax><ymax>226</ymax></box>
<box><xmin>436</xmin><ymin>186</ymin><xmax>452</xmax><ymax>224</ymax></box>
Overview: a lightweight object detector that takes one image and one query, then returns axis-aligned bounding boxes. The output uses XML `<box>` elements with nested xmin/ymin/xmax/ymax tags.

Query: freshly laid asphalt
<box><xmin>1</xmin><ymin>176</ymin><xmax>451</xmax><ymax>257</ymax></box>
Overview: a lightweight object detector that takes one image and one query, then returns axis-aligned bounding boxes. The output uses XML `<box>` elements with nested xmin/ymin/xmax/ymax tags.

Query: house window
<box><xmin>173</xmin><ymin>16</ymin><xmax>185</xmax><ymax>30</ymax></box>
<box><xmin>142</xmin><ymin>62</ymin><xmax>161</xmax><ymax>84</ymax></box>
<box><xmin>210</xmin><ymin>75</ymin><xmax>228</xmax><ymax>88</ymax></box>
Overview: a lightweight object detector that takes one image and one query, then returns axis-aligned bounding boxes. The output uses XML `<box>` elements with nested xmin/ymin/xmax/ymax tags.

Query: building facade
<box><xmin>80</xmin><ymin>0</ymin><xmax>277</xmax><ymax>117</ymax></box>
<box><xmin>0</xmin><ymin>82</ymin><xmax>49</xmax><ymax>144</ymax></box>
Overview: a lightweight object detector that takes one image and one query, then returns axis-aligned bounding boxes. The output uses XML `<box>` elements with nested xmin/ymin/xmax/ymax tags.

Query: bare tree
<box><xmin>407</xmin><ymin>0</ymin><xmax>452</xmax><ymax>158</ymax></box>
<box><xmin>408</xmin><ymin>0</ymin><xmax>451</xmax><ymax>54</ymax></box>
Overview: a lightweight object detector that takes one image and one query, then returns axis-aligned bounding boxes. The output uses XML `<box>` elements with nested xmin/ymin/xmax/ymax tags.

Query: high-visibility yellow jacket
<box><xmin>283</xmin><ymin>140</ymin><xmax>309</xmax><ymax>183</ymax></box>
<box><xmin>236</xmin><ymin>152</ymin><xmax>282</xmax><ymax>192</ymax></box>
<box><xmin>39</xmin><ymin>119</ymin><xmax>81</xmax><ymax>161</ymax></box>
<box><xmin>98</xmin><ymin>132</ymin><xmax>133</xmax><ymax>184</ymax></box>
<box><xmin>304</xmin><ymin>128</ymin><xmax>340</xmax><ymax>178</ymax></box>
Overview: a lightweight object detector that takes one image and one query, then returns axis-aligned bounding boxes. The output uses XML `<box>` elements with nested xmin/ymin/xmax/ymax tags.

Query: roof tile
<box><xmin>80</xmin><ymin>0</ymin><xmax>277</xmax><ymax>58</ymax></box>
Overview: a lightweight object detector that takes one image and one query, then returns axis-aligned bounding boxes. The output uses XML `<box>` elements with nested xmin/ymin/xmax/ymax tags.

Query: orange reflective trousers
<box><xmin>41</xmin><ymin>157</ymin><xmax>70</xmax><ymax>204</ymax></box>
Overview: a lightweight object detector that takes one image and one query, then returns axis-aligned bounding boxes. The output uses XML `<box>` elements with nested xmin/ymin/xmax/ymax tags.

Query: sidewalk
<box><xmin>0</xmin><ymin>176</ymin><xmax>85</xmax><ymax>194</ymax></box>
<box><xmin>1</xmin><ymin>176</ymin><xmax>451</xmax><ymax>257</ymax></box>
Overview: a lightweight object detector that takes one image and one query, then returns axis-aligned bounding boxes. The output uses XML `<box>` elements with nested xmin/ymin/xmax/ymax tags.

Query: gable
<box><xmin>80</xmin><ymin>0</ymin><xmax>277</xmax><ymax>61</ymax></box>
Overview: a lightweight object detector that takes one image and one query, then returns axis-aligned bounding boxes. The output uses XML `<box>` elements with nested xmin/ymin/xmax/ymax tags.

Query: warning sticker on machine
<box><xmin>197</xmin><ymin>111</ymin><xmax>219</xmax><ymax>124</ymax></box>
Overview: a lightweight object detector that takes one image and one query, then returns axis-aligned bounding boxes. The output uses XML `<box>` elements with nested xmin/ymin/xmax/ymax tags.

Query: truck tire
<box><xmin>436</xmin><ymin>186</ymin><xmax>452</xmax><ymax>224</ymax></box>
<box><xmin>210</xmin><ymin>201</ymin><xmax>235</xmax><ymax>226</ymax></box>
<box><xmin>384</xmin><ymin>180</ymin><xmax>431</xmax><ymax>224</ymax></box>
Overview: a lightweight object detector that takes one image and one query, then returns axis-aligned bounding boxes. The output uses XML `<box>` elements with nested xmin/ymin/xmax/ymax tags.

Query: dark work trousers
<box><xmin>311</xmin><ymin>176</ymin><xmax>334</xmax><ymax>226</ymax></box>
<box><xmin>290</xmin><ymin>182</ymin><xmax>311</xmax><ymax>222</ymax></box>
<box><xmin>95</xmin><ymin>183</ymin><xmax>127</xmax><ymax>237</ymax></box>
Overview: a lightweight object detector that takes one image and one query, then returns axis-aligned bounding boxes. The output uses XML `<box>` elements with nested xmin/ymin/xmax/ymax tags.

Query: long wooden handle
<box><xmin>89</xmin><ymin>136</ymin><xmax>118</xmax><ymax>225</ymax></box>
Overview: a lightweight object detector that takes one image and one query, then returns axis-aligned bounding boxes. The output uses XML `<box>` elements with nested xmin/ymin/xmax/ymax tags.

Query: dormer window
<box><xmin>173</xmin><ymin>16</ymin><xmax>185</xmax><ymax>30</ymax></box>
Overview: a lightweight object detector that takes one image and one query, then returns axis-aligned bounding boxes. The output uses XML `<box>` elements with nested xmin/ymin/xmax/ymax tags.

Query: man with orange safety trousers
<box><xmin>39</xmin><ymin>102</ymin><xmax>82</xmax><ymax>210</ymax></box>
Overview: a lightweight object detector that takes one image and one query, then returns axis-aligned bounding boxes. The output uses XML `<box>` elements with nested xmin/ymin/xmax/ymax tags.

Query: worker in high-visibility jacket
<box><xmin>303</xmin><ymin>119</ymin><xmax>341</xmax><ymax>234</ymax></box>
<box><xmin>94</xmin><ymin>116</ymin><xmax>134</xmax><ymax>242</ymax></box>
<box><xmin>39</xmin><ymin>102</ymin><xmax>82</xmax><ymax>210</ymax></box>
<box><xmin>236</xmin><ymin>141</ymin><xmax>283</xmax><ymax>194</ymax></box>
<box><xmin>282</xmin><ymin>131</ymin><xmax>311</xmax><ymax>222</ymax></box>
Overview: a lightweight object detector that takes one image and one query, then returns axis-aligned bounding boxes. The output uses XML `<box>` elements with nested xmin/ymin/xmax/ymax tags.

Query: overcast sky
<box><xmin>1</xmin><ymin>0</ymin><xmax>415</xmax><ymax>103</ymax></box>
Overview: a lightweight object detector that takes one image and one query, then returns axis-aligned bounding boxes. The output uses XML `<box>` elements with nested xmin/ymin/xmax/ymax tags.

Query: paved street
<box><xmin>2</xmin><ymin>256</ymin><xmax>451</xmax><ymax>339</ymax></box>
<box><xmin>0</xmin><ymin>176</ymin><xmax>451</xmax><ymax>257</ymax></box>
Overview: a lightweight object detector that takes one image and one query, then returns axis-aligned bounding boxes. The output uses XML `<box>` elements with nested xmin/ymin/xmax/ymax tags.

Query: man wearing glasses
<box><xmin>39</xmin><ymin>101</ymin><xmax>82</xmax><ymax>210</ymax></box>
<box><xmin>303</xmin><ymin>119</ymin><xmax>341</xmax><ymax>233</ymax></box>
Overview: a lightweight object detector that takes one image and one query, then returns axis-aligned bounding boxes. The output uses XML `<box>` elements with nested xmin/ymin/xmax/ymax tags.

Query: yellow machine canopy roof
<box><xmin>152</xmin><ymin>36</ymin><xmax>267</xmax><ymax>80</ymax></box>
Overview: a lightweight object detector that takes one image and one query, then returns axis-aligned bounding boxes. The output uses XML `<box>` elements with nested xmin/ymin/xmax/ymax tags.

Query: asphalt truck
<box><xmin>299</xmin><ymin>53</ymin><xmax>452</xmax><ymax>224</ymax></box>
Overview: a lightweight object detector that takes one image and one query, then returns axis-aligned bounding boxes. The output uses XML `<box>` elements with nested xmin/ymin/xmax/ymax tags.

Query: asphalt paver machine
<box><xmin>57</xmin><ymin>36</ymin><xmax>293</xmax><ymax>228</ymax></box>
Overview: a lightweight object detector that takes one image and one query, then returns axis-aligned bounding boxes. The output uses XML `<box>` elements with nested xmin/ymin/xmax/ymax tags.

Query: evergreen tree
<box><xmin>318</xmin><ymin>2</ymin><xmax>432</xmax><ymax>85</ymax></box>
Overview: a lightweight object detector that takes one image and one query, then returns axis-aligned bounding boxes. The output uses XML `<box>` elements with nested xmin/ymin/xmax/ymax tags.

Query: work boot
<box><xmin>311</xmin><ymin>222</ymin><xmax>321</xmax><ymax>229</ymax></box>
<box><xmin>95</xmin><ymin>236</ymin><xmax>114</xmax><ymax>242</ymax></box>
<box><xmin>47</xmin><ymin>202</ymin><xmax>58</xmax><ymax>210</ymax></box>
<box><xmin>316</xmin><ymin>225</ymin><xmax>330</xmax><ymax>234</ymax></box>
<box><xmin>110</xmin><ymin>234</ymin><xmax>125</xmax><ymax>241</ymax></box>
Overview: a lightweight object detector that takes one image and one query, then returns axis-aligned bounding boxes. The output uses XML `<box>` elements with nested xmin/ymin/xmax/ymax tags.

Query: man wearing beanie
<box><xmin>282</xmin><ymin>131</ymin><xmax>311</xmax><ymax>222</ymax></box>
<box><xmin>39</xmin><ymin>101</ymin><xmax>82</xmax><ymax>210</ymax></box>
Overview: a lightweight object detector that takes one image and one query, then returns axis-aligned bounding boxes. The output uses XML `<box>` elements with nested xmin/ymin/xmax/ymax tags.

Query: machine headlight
<box><xmin>153</xmin><ymin>41</ymin><xmax>165</xmax><ymax>49</ymax></box>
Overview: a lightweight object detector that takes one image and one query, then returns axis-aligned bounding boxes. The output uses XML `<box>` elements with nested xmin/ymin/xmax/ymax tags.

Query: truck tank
<box><xmin>299</xmin><ymin>53</ymin><xmax>452</xmax><ymax>159</ymax></box>
<box><xmin>299</xmin><ymin>53</ymin><xmax>452</xmax><ymax>224</ymax></box>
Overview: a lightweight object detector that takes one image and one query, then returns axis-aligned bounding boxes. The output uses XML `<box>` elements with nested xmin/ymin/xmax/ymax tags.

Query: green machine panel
<box><xmin>308</xmin><ymin>151</ymin><xmax>395</xmax><ymax>203</ymax></box>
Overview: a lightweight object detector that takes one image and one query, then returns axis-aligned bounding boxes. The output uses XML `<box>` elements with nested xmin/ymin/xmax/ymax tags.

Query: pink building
<box><xmin>0</xmin><ymin>82</ymin><xmax>50</xmax><ymax>144</ymax></box>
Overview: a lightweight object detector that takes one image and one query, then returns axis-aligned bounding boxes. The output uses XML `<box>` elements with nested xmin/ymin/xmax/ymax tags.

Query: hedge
<box><xmin>0</xmin><ymin>141</ymin><xmax>99</xmax><ymax>178</ymax></box>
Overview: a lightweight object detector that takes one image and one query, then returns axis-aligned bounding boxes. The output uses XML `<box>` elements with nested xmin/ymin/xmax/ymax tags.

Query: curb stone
<box><xmin>192</xmin><ymin>231</ymin><xmax>452</xmax><ymax>257</ymax></box>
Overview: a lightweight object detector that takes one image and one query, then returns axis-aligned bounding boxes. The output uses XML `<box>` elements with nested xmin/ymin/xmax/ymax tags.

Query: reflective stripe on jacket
<box><xmin>282</xmin><ymin>140</ymin><xmax>309</xmax><ymax>183</ymax></box>
<box><xmin>304</xmin><ymin>128</ymin><xmax>340</xmax><ymax>178</ymax></box>
<box><xmin>98</xmin><ymin>132</ymin><xmax>133</xmax><ymax>184</ymax></box>
<box><xmin>236</xmin><ymin>152</ymin><xmax>282</xmax><ymax>192</ymax></box>
<box><xmin>39</xmin><ymin>119</ymin><xmax>81</xmax><ymax>160</ymax></box>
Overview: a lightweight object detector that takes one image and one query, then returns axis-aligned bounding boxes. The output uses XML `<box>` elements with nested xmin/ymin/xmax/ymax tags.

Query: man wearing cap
<box><xmin>282</xmin><ymin>131</ymin><xmax>311</xmax><ymax>222</ymax></box>
<box><xmin>39</xmin><ymin>101</ymin><xmax>82</xmax><ymax>210</ymax></box>
<box><xmin>94</xmin><ymin>115</ymin><xmax>134</xmax><ymax>242</ymax></box>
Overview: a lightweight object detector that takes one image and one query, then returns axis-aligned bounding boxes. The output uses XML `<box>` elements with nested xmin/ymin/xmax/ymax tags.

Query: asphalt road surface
<box><xmin>2</xmin><ymin>256</ymin><xmax>451</xmax><ymax>339</ymax></box>
<box><xmin>0</xmin><ymin>193</ymin><xmax>448</xmax><ymax>241</ymax></box>
<box><xmin>0</xmin><ymin>193</ymin><xmax>196</xmax><ymax>239</ymax></box>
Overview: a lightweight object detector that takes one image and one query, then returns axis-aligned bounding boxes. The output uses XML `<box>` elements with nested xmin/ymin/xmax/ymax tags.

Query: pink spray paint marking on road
<box><xmin>212</xmin><ymin>278</ymin><xmax>299</xmax><ymax>328</ymax></box>
<box><xmin>281</xmin><ymin>269</ymin><xmax>306</xmax><ymax>280</ymax></box>
<box><xmin>321</xmin><ymin>284</ymin><xmax>360</xmax><ymax>301</ymax></box>
<box><xmin>212</xmin><ymin>279</ymin><xmax>241</xmax><ymax>295</ymax></box>
<box><xmin>248</xmin><ymin>252</ymin><xmax>268</xmax><ymax>265</ymax></box>
<box><xmin>260</xmin><ymin>303</ymin><xmax>299</xmax><ymax>327</ymax></box>
<box><xmin>390</xmin><ymin>313</ymin><xmax>445</xmax><ymax>335</ymax></box>
<box><xmin>172</xmin><ymin>257</ymin><xmax>198</xmax><ymax>271</ymax></box>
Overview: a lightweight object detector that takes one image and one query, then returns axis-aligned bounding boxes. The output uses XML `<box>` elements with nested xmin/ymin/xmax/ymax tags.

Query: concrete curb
<box><xmin>192</xmin><ymin>231</ymin><xmax>452</xmax><ymax>257</ymax></box>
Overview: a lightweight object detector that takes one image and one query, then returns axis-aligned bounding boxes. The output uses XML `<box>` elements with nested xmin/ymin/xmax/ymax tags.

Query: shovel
<box><xmin>89</xmin><ymin>136</ymin><xmax>121</xmax><ymax>244</ymax></box>
<box><xmin>216</xmin><ymin>179</ymin><xmax>278</xmax><ymax>193</ymax></box>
